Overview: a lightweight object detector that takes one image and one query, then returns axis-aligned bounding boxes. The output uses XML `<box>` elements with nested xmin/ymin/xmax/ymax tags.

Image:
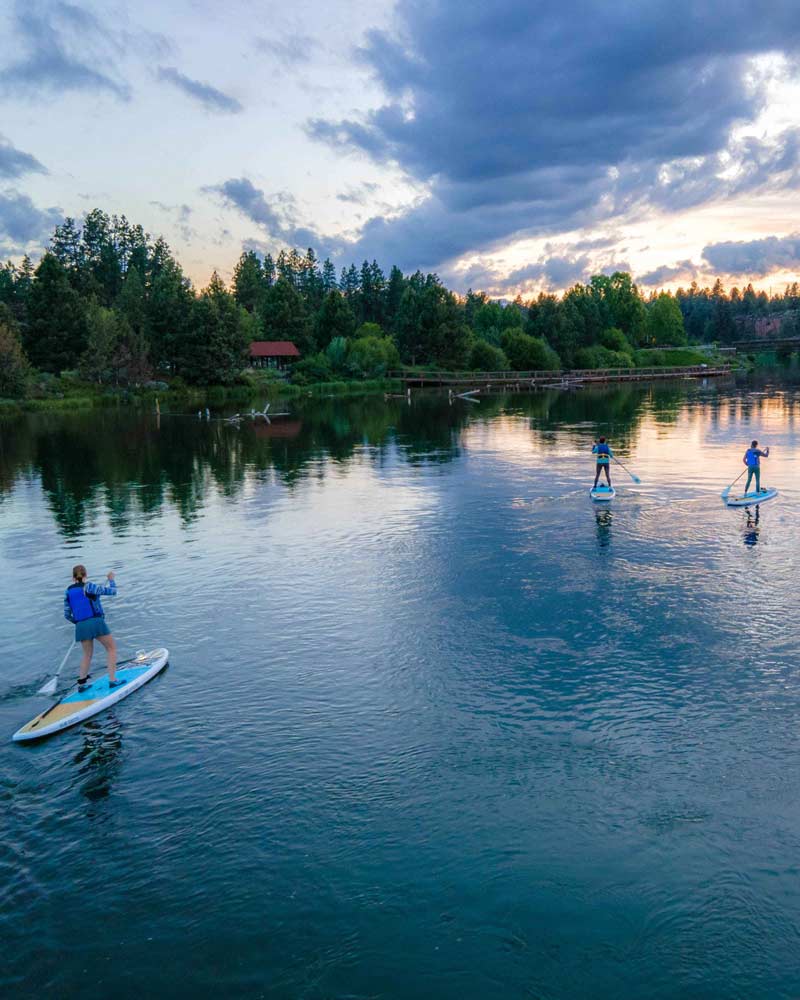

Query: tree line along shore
<box><xmin>0</xmin><ymin>208</ymin><xmax>796</xmax><ymax>405</ymax></box>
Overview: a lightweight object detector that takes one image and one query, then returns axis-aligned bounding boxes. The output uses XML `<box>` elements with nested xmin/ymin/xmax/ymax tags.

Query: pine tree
<box><xmin>259</xmin><ymin>277</ymin><xmax>314</xmax><ymax>354</ymax></box>
<box><xmin>232</xmin><ymin>250</ymin><xmax>265</xmax><ymax>313</ymax></box>
<box><xmin>25</xmin><ymin>254</ymin><xmax>87</xmax><ymax>372</ymax></box>
<box><xmin>315</xmin><ymin>290</ymin><xmax>356</xmax><ymax>349</ymax></box>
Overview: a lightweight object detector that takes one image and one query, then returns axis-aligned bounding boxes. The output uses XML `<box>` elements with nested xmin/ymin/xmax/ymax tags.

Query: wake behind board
<box><xmin>725</xmin><ymin>488</ymin><xmax>778</xmax><ymax>508</ymax></box>
<box><xmin>13</xmin><ymin>648</ymin><xmax>168</xmax><ymax>742</ymax></box>
<box><xmin>590</xmin><ymin>485</ymin><xmax>616</xmax><ymax>502</ymax></box>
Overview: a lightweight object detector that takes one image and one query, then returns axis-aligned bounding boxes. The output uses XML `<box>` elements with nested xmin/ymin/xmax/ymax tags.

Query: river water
<box><xmin>2</xmin><ymin>376</ymin><xmax>800</xmax><ymax>999</ymax></box>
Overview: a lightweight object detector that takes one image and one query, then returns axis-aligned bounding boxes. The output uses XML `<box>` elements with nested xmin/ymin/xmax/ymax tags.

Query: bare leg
<box><xmin>97</xmin><ymin>633</ymin><xmax>118</xmax><ymax>682</ymax></box>
<box><xmin>79</xmin><ymin>639</ymin><xmax>94</xmax><ymax>681</ymax></box>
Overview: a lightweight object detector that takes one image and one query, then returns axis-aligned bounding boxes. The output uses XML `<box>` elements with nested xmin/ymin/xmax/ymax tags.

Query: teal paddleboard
<box><xmin>13</xmin><ymin>648</ymin><xmax>169</xmax><ymax>742</ymax></box>
<box><xmin>725</xmin><ymin>487</ymin><xmax>777</xmax><ymax>507</ymax></box>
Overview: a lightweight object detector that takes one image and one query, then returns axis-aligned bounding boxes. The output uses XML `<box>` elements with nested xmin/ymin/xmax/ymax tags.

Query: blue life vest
<box><xmin>595</xmin><ymin>443</ymin><xmax>610</xmax><ymax>464</ymax></box>
<box><xmin>67</xmin><ymin>583</ymin><xmax>102</xmax><ymax>623</ymax></box>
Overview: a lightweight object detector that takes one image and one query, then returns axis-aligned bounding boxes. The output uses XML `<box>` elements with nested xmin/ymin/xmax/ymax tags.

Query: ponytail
<box><xmin>72</xmin><ymin>563</ymin><xmax>87</xmax><ymax>583</ymax></box>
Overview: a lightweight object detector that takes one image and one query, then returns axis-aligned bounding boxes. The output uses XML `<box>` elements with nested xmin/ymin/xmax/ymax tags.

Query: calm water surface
<box><xmin>2</xmin><ymin>377</ymin><xmax>800</xmax><ymax>999</ymax></box>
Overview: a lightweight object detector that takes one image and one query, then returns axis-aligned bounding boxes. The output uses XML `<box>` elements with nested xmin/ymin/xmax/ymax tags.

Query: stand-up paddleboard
<box><xmin>590</xmin><ymin>485</ymin><xmax>616</xmax><ymax>502</ymax></box>
<box><xmin>13</xmin><ymin>648</ymin><xmax>168</xmax><ymax>742</ymax></box>
<box><xmin>725</xmin><ymin>488</ymin><xmax>778</xmax><ymax>508</ymax></box>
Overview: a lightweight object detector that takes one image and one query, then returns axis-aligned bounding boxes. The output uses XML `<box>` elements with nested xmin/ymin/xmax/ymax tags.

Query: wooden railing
<box><xmin>388</xmin><ymin>364</ymin><xmax>733</xmax><ymax>385</ymax></box>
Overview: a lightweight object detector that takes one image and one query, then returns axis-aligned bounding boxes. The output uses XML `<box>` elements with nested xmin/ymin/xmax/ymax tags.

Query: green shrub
<box><xmin>348</xmin><ymin>335</ymin><xmax>400</xmax><ymax>378</ymax></box>
<box><xmin>469</xmin><ymin>339</ymin><xmax>508</xmax><ymax>371</ymax></box>
<box><xmin>500</xmin><ymin>328</ymin><xmax>561</xmax><ymax>370</ymax></box>
<box><xmin>291</xmin><ymin>352</ymin><xmax>336</xmax><ymax>385</ymax></box>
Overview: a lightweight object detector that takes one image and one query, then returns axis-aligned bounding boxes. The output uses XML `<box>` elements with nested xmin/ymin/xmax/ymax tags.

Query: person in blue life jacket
<box><xmin>592</xmin><ymin>437</ymin><xmax>613</xmax><ymax>488</ymax></box>
<box><xmin>743</xmin><ymin>440</ymin><xmax>769</xmax><ymax>494</ymax></box>
<box><xmin>64</xmin><ymin>564</ymin><xmax>122</xmax><ymax>688</ymax></box>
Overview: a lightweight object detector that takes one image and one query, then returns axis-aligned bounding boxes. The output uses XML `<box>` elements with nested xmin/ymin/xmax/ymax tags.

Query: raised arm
<box><xmin>85</xmin><ymin>575</ymin><xmax>117</xmax><ymax>598</ymax></box>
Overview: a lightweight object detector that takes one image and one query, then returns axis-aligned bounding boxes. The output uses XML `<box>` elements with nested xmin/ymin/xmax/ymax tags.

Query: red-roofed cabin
<box><xmin>249</xmin><ymin>341</ymin><xmax>300</xmax><ymax>370</ymax></box>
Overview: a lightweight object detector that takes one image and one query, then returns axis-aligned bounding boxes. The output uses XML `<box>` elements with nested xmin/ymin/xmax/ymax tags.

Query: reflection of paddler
<box><xmin>743</xmin><ymin>440</ymin><xmax>769</xmax><ymax>494</ymax></box>
<box><xmin>592</xmin><ymin>437</ymin><xmax>613</xmax><ymax>488</ymax></box>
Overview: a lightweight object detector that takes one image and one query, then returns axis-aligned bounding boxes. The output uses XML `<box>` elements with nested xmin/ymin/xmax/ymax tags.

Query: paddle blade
<box><xmin>631</xmin><ymin>474</ymin><xmax>642</xmax><ymax>484</ymax></box>
<box><xmin>37</xmin><ymin>676</ymin><xmax>58</xmax><ymax>696</ymax></box>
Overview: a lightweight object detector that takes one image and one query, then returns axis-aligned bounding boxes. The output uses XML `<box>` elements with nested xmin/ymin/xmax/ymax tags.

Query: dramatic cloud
<box><xmin>207</xmin><ymin>177</ymin><xmax>339</xmax><ymax>258</ymax></box>
<box><xmin>157</xmin><ymin>67</ymin><xmax>242</xmax><ymax>114</ymax></box>
<box><xmin>0</xmin><ymin>189</ymin><xmax>62</xmax><ymax>246</ymax></box>
<box><xmin>0</xmin><ymin>0</ymin><xmax>132</xmax><ymax>99</ymax></box>
<box><xmin>310</xmin><ymin>0</ymin><xmax>800</xmax><ymax>272</ymax></box>
<box><xmin>448</xmin><ymin>248</ymin><xmax>631</xmax><ymax>295</ymax></box>
<box><xmin>0</xmin><ymin>136</ymin><xmax>46</xmax><ymax>179</ymax></box>
<box><xmin>702</xmin><ymin>233</ymin><xmax>800</xmax><ymax>276</ymax></box>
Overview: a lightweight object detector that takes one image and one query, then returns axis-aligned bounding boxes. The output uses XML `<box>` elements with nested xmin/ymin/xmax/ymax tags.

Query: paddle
<box><xmin>721</xmin><ymin>468</ymin><xmax>746</xmax><ymax>500</ymax></box>
<box><xmin>612</xmin><ymin>456</ymin><xmax>641</xmax><ymax>484</ymax></box>
<box><xmin>38</xmin><ymin>640</ymin><xmax>75</xmax><ymax>696</ymax></box>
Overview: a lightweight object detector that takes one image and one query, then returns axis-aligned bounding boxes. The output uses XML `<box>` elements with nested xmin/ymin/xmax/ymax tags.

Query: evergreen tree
<box><xmin>259</xmin><ymin>277</ymin><xmax>314</xmax><ymax>354</ymax></box>
<box><xmin>116</xmin><ymin>266</ymin><xmax>148</xmax><ymax>338</ymax></box>
<box><xmin>321</xmin><ymin>259</ymin><xmax>338</xmax><ymax>293</ymax></box>
<box><xmin>25</xmin><ymin>254</ymin><xmax>87</xmax><ymax>372</ymax></box>
<box><xmin>232</xmin><ymin>250</ymin><xmax>265</xmax><ymax>313</ymax></box>
<box><xmin>315</xmin><ymin>289</ymin><xmax>356</xmax><ymax>349</ymax></box>
<box><xmin>147</xmin><ymin>255</ymin><xmax>194</xmax><ymax>369</ymax></box>
<box><xmin>175</xmin><ymin>272</ymin><xmax>248</xmax><ymax>384</ymax></box>
<box><xmin>384</xmin><ymin>265</ymin><xmax>405</xmax><ymax>331</ymax></box>
<box><xmin>51</xmin><ymin>217</ymin><xmax>83</xmax><ymax>274</ymax></box>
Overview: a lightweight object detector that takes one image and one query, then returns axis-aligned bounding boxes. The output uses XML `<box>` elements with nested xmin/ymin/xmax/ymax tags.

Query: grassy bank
<box><xmin>0</xmin><ymin>377</ymin><xmax>403</xmax><ymax>416</ymax></box>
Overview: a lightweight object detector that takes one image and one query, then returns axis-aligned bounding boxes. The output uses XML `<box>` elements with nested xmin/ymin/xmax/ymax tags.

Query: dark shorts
<box><xmin>75</xmin><ymin>617</ymin><xmax>111</xmax><ymax>641</ymax></box>
<box><xmin>596</xmin><ymin>463</ymin><xmax>610</xmax><ymax>475</ymax></box>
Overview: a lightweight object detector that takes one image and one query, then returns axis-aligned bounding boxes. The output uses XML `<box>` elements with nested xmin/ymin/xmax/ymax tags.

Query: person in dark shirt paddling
<box><xmin>64</xmin><ymin>564</ymin><xmax>123</xmax><ymax>689</ymax></box>
<box><xmin>592</xmin><ymin>437</ymin><xmax>613</xmax><ymax>488</ymax></box>
<box><xmin>743</xmin><ymin>440</ymin><xmax>769</xmax><ymax>494</ymax></box>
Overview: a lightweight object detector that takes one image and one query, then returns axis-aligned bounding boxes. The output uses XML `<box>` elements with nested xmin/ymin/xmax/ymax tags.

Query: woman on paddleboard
<box><xmin>64</xmin><ymin>565</ymin><xmax>122</xmax><ymax>688</ymax></box>
<box><xmin>592</xmin><ymin>438</ymin><xmax>613</xmax><ymax>488</ymax></box>
<box><xmin>743</xmin><ymin>440</ymin><xmax>769</xmax><ymax>494</ymax></box>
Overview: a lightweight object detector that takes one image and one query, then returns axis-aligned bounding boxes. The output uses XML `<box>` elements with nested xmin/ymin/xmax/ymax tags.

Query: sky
<box><xmin>3</xmin><ymin>0</ymin><xmax>800</xmax><ymax>297</ymax></box>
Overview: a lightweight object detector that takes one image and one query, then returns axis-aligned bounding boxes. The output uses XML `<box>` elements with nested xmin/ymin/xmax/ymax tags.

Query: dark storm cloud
<box><xmin>207</xmin><ymin>177</ymin><xmax>340</xmax><ymax>258</ymax></box>
<box><xmin>702</xmin><ymin>233</ymin><xmax>800</xmax><ymax>275</ymax></box>
<box><xmin>157</xmin><ymin>67</ymin><xmax>242</xmax><ymax>114</ymax></box>
<box><xmin>0</xmin><ymin>1</ymin><xmax>132</xmax><ymax>99</ymax></box>
<box><xmin>310</xmin><ymin>0</ymin><xmax>800</xmax><ymax>271</ymax></box>
<box><xmin>0</xmin><ymin>136</ymin><xmax>47</xmax><ymax>179</ymax></box>
<box><xmin>0</xmin><ymin>189</ymin><xmax>62</xmax><ymax>245</ymax></box>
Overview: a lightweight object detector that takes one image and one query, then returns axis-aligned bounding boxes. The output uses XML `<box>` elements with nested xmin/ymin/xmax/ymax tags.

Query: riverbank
<box><xmin>0</xmin><ymin>377</ymin><xmax>403</xmax><ymax>416</ymax></box>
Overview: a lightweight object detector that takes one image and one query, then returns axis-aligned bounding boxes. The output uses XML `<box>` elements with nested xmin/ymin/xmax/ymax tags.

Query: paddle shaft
<box><xmin>612</xmin><ymin>456</ymin><xmax>641</xmax><ymax>483</ymax></box>
<box><xmin>721</xmin><ymin>468</ymin><xmax>746</xmax><ymax>497</ymax></box>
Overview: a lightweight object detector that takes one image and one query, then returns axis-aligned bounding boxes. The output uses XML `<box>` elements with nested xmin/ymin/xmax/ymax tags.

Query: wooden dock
<box><xmin>388</xmin><ymin>364</ymin><xmax>733</xmax><ymax>389</ymax></box>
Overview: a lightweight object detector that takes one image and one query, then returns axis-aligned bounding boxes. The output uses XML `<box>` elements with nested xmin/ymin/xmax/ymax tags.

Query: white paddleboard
<box><xmin>590</xmin><ymin>485</ymin><xmax>616</xmax><ymax>502</ymax></box>
<box><xmin>13</xmin><ymin>648</ymin><xmax>169</xmax><ymax>742</ymax></box>
<box><xmin>725</xmin><ymin>488</ymin><xmax>778</xmax><ymax>508</ymax></box>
